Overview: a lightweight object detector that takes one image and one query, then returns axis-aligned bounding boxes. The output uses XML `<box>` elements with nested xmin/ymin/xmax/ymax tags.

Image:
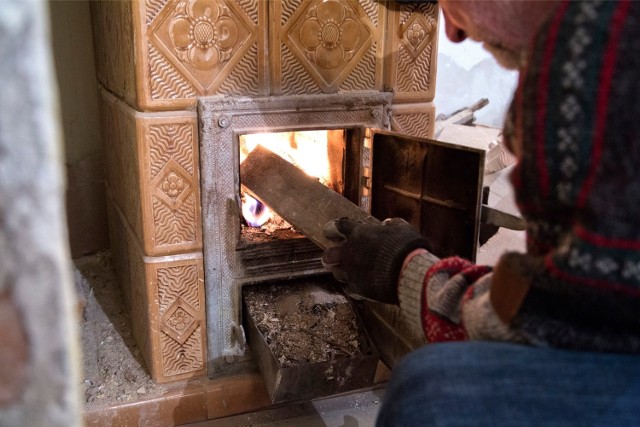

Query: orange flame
<box><xmin>239</xmin><ymin>130</ymin><xmax>335</xmax><ymax>228</ymax></box>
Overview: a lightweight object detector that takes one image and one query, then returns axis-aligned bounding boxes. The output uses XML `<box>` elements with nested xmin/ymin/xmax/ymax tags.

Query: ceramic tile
<box><xmin>93</xmin><ymin>0</ymin><xmax>269</xmax><ymax>110</ymax></box>
<box><xmin>147</xmin><ymin>255</ymin><xmax>207</xmax><ymax>382</ymax></box>
<box><xmin>100</xmin><ymin>89</ymin><xmax>203</xmax><ymax>257</ymax></box>
<box><xmin>91</xmin><ymin>1</ymin><xmax>138</xmax><ymax>107</ymax></box>
<box><xmin>270</xmin><ymin>0</ymin><xmax>385</xmax><ymax>94</ymax></box>
<box><xmin>106</xmin><ymin>196</ymin><xmax>207</xmax><ymax>383</ymax></box>
<box><xmin>138</xmin><ymin>113</ymin><xmax>203</xmax><ymax>256</ymax></box>
<box><xmin>391</xmin><ymin>102</ymin><xmax>436</xmax><ymax>138</ymax></box>
<box><xmin>385</xmin><ymin>2</ymin><xmax>439</xmax><ymax>102</ymax></box>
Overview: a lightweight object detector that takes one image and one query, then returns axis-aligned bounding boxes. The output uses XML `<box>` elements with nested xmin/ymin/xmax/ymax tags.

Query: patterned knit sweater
<box><xmin>398</xmin><ymin>0</ymin><xmax>640</xmax><ymax>352</ymax></box>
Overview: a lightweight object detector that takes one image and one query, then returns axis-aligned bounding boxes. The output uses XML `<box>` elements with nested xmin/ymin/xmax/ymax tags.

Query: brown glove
<box><xmin>322</xmin><ymin>217</ymin><xmax>428</xmax><ymax>304</ymax></box>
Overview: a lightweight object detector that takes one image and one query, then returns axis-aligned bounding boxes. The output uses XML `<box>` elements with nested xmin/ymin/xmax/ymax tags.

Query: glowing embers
<box><xmin>239</xmin><ymin>129</ymin><xmax>345</xmax><ymax>240</ymax></box>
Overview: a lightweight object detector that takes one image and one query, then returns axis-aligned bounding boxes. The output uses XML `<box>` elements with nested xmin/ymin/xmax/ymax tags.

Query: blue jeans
<box><xmin>377</xmin><ymin>341</ymin><xmax>640</xmax><ymax>426</ymax></box>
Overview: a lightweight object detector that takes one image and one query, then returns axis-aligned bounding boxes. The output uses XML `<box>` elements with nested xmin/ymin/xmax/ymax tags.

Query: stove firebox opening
<box><xmin>198</xmin><ymin>93</ymin><xmax>391</xmax><ymax>377</ymax></box>
<box><xmin>239</xmin><ymin>129</ymin><xmax>346</xmax><ymax>244</ymax></box>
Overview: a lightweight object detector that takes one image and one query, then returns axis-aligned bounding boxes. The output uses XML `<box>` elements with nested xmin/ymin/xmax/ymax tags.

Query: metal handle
<box><xmin>480</xmin><ymin>205</ymin><xmax>526</xmax><ymax>231</ymax></box>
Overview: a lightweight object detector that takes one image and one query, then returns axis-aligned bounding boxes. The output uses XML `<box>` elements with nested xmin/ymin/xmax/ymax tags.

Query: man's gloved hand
<box><xmin>322</xmin><ymin>217</ymin><xmax>428</xmax><ymax>304</ymax></box>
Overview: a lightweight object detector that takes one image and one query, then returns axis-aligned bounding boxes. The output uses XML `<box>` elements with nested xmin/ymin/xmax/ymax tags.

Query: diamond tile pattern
<box><xmin>161</xmin><ymin>298</ymin><xmax>199</xmax><ymax>345</ymax></box>
<box><xmin>149</xmin><ymin>0</ymin><xmax>256</xmax><ymax>93</ymax></box>
<box><xmin>400</xmin><ymin>12</ymin><xmax>435</xmax><ymax>59</ymax></box>
<box><xmin>284</xmin><ymin>0</ymin><xmax>376</xmax><ymax>91</ymax></box>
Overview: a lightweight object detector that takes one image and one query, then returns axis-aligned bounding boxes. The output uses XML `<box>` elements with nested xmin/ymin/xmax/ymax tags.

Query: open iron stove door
<box><xmin>369</xmin><ymin>129</ymin><xmax>485</xmax><ymax>262</ymax></box>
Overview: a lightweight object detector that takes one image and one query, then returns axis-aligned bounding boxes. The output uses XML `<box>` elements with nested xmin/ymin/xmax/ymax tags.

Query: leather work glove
<box><xmin>322</xmin><ymin>217</ymin><xmax>428</xmax><ymax>304</ymax></box>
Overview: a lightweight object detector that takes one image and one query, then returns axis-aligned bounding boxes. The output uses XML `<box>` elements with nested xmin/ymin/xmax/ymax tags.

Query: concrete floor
<box><xmin>180</xmin><ymin>388</ymin><xmax>385</xmax><ymax>427</ymax></box>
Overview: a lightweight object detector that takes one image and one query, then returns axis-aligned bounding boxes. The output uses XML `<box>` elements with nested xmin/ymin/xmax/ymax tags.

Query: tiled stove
<box><xmin>92</xmin><ymin>0</ymin><xmax>439</xmax><ymax>383</ymax></box>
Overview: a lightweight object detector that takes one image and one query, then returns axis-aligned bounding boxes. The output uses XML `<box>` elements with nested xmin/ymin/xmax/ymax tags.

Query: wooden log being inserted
<box><xmin>241</xmin><ymin>145</ymin><xmax>379</xmax><ymax>249</ymax></box>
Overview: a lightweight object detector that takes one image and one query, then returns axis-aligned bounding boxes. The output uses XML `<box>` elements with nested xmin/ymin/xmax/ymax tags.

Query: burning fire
<box><xmin>240</xmin><ymin>130</ymin><xmax>338</xmax><ymax>228</ymax></box>
<box><xmin>242</xmin><ymin>194</ymin><xmax>271</xmax><ymax>227</ymax></box>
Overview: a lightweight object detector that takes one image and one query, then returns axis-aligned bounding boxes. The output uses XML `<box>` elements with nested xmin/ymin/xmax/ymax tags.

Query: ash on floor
<box><xmin>76</xmin><ymin>250</ymin><xmax>160</xmax><ymax>410</ymax></box>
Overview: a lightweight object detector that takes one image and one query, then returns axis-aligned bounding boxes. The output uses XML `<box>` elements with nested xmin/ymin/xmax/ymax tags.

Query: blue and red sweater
<box><xmin>398</xmin><ymin>0</ymin><xmax>640</xmax><ymax>352</ymax></box>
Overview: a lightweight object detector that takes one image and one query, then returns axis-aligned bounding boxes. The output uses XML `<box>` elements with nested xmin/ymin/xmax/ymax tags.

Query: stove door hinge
<box><xmin>230</xmin><ymin>322</ymin><xmax>246</xmax><ymax>353</ymax></box>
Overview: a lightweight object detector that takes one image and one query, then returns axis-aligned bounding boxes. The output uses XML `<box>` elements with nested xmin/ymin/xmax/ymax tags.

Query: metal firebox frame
<box><xmin>198</xmin><ymin>92</ymin><xmax>392</xmax><ymax>376</ymax></box>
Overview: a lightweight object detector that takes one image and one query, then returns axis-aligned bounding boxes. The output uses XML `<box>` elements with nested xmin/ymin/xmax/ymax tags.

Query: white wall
<box><xmin>434</xmin><ymin>12</ymin><xmax>519</xmax><ymax>128</ymax></box>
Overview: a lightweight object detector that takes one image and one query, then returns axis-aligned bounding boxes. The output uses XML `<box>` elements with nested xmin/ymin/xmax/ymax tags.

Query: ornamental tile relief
<box><xmin>161</xmin><ymin>298</ymin><xmax>199</xmax><ymax>344</ymax></box>
<box><xmin>168</xmin><ymin>0</ymin><xmax>241</xmax><ymax>70</ymax></box>
<box><xmin>391</xmin><ymin>103</ymin><xmax>435</xmax><ymax>139</ymax></box>
<box><xmin>148</xmin><ymin>42</ymin><xmax>198</xmax><ymax>100</ymax></box>
<box><xmin>146</xmin><ymin>0</ymin><xmax>261</xmax><ymax>102</ymax></box>
<box><xmin>340</xmin><ymin>42</ymin><xmax>377</xmax><ymax>91</ymax></box>
<box><xmin>161</xmin><ymin>326</ymin><xmax>204</xmax><ymax>377</ymax></box>
<box><xmin>295</xmin><ymin>1</ymin><xmax>365</xmax><ymax>70</ymax></box>
<box><xmin>155</xmin><ymin>262</ymin><xmax>206</xmax><ymax>379</ymax></box>
<box><xmin>146</xmin><ymin>0</ymin><xmax>167</xmax><ymax>24</ymax></box>
<box><xmin>387</xmin><ymin>2</ymin><xmax>439</xmax><ymax>102</ymax></box>
<box><xmin>152</xmin><ymin>192</ymin><xmax>198</xmax><ymax>246</ymax></box>
<box><xmin>107</xmin><ymin>194</ymin><xmax>206</xmax><ymax>382</ymax></box>
<box><xmin>96</xmin><ymin>1</ymin><xmax>438</xmax><ymax>108</ymax></box>
<box><xmin>280</xmin><ymin>0</ymin><xmax>381</xmax><ymax>93</ymax></box>
<box><xmin>148</xmin><ymin>123</ymin><xmax>195</xmax><ymax>176</ymax></box>
<box><xmin>400</xmin><ymin>12</ymin><xmax>435</xmax><ymax>59</ymax></box>
<box><xmin>392</xmin><ymin>111</ymin><xmax>432</xmax><ymax>138</ymax></box>
<box><xmin>144</xmin><ymin>119</ymin><xmax>202</xmax><ymax>254</ymax></box>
